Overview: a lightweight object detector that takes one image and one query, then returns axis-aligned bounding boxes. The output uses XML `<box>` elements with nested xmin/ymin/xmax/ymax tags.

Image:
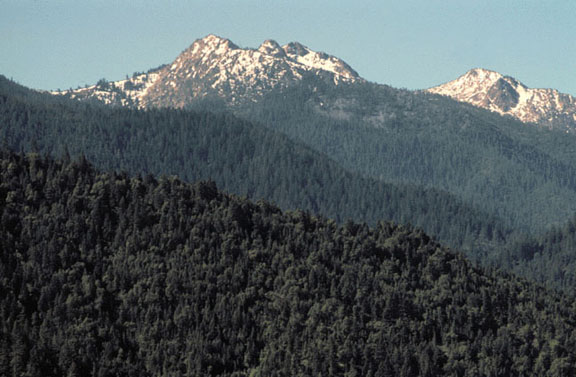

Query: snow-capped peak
<box><xmin>464</xmin><ymin>68</ymin><xmax>503</xmax><ymax>83</ymax></box>
<box><xmin>185</xmin><ymin>34</ymin><xmax>239</xmax><ymax>57</ymax></box>
<box><xmin>428</xmin><ymin>68</ymin><xmax>504</xmax><ymax>102</ymax></box>
<box><xmin>282</xmin><ymin>42</ymin><xmax>359</xmax><ymax>80</ymax></box>
<box><xmin>258</xmin><ymin>39</ymin><xmax>286</xmax><ymax>58</ymax></box>
<box><xmin>52</xmin><ymin>35</ymin><xmax>362</xmax><ymax>109</ymax></box>
<box><xmin>283</xmin><ymin>42</ymin><xmax>310</xmax><ymax>57</ymax></box>
<box><xmin>427</xmin><ymin>68</ymin><xmax>576</xmax><ymax>132</ymax></box>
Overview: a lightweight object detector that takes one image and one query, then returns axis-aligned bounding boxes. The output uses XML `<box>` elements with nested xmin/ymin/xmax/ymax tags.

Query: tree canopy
<box><xmin>1</xmin><ymin>150</ymin><xmax>576</xmax><ymax>376</ymax></box>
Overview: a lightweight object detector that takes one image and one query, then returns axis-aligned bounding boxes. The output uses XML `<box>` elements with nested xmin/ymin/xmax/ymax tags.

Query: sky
<box><xmin>2</xmin><ymin>0</ymin><xmax>575</xmax><ymax>95</ymax></box>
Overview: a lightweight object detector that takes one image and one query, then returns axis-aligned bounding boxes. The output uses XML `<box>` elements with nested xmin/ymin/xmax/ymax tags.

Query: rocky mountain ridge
<box><xmin>53</xmin><ymin>34</ymin><xmax>361</xmax><ymax>108</ymax></box>
<box><xmin>53</xmin><ymin>38</ymin><xmax>576</xmax><ymax>133</ymax></box>
<box><xmin>427</xmin><ymin>68</ymin><xmax>576</xmax><ymax>132</ymax></box>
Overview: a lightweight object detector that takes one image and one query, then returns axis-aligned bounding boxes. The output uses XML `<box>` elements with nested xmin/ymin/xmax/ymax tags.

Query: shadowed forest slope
<box><xmin>1</xmin><ymin>150</ymin><xmax>576</xmax><ymax>376</ymax></box>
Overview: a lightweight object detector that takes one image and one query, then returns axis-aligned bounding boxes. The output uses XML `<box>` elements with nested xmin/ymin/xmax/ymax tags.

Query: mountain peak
<box><xmin>283</xmin><ymin>42</ymin><xmax>311</xmax><ymax>57</ymax></box>
<box><xmin>282</xmin><ymin>41</ymin><xmax>359</xmax><ymax>80</ymax></box>
<box><xmin>465</xmin><ymin>68</ymin><xmax>502</xmax><ymax>79</ymax></box>
<box><xmin>438</xmin><ymin>68</ymin><xmax>504</xmax><ymax>91</ymax></box>
<box><xmin>258</xmin><ymin>39</ymin><xmax>286</xmax><ymax>58</ymax></box>
<box><xmin>186</xmin><ymin>34</ymin><xmax>239</xmax><ymax>56</ymax></box>
<box><xmin>53</xmin><ymin>35</ymin><xmax>362</xmax><ymax>109</ymax></box>
<box><xmin>201</xmin><ymin>34</ymin><xmax>236</xmax><ymax>46</ymax></box>
<box><xmin>428</xmin><ymin>68</ymin><xmax>576</xmax><ymax>131</ymax></box>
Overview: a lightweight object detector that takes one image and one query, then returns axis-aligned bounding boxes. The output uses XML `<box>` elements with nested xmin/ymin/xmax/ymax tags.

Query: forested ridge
<box><xmin>2</xmin><ymin>150</ymin><xmax>576</xmax><ymax>376</ymax></box>
<box><xmin>6</xmin><ymin>75</ymin><xmax>576</xmax><ymax>291</ymax></box>
<box><xmin>0</xmin><ymin>75</ymin><xmax>510</xmax><ymax>260</ymax></box>
<box><xmin>8</xmin><ymin>74</ymin><xmax>576</xmax><ymax>292</ymax></box>
<box><xmin>234</xmin><ymin>78</ymin><xmax>576</xmax><ymax>232</ymax></box>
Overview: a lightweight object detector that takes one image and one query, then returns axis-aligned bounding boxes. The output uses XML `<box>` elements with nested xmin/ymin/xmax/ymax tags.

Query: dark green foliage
<box><xmin>233</xmin><ymin>78</ymin><xmax>576</xmax><ymax>232</ymax></box>
<box><xmin>0</xmin><ymin>75</ymin><xmax>510</xmax><ymax>261</ymax></box>
<box><xmin>1</xmin><ymin>150</ymin><xmax>576</xmax><ymax>376</ymax></box>
<box><xmin>505</xmin><ymin>215</ymin><xmax>576</xmax><ymax>291</ymax></box>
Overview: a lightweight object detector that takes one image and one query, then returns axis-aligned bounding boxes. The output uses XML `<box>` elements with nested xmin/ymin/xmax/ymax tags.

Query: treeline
<box><xmin>0</xmin><ymin>75</ymin><xmax>510</xmax><ymax>260</ymax></box>
<box><xmin>1</xmin><ymin>150</ymin><xmax>576</xmax><ymax>376</ymax></box>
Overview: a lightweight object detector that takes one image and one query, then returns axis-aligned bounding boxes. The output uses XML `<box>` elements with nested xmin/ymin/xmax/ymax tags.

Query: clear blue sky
<box><xmin>2</xmin><ymin>0</ymin><xmax>575</xmax><ymax>95</ymax></box>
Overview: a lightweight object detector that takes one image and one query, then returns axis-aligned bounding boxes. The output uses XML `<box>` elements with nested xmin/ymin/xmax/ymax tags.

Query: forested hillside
<box><xmin>41</xmin><ymin>35</ymin><xmax>576</xmax><ymax>280</ymax></box>
<box><xmin>0</xmin><ymin>75</ymin><xmax>510</xmax><ymax>259</ymax></box>
<box><xmin>2</xmin><ymin>150</ymin><xmax>576</xmax><ymax>376</ymax></box>
<box><xmin>233</xmin><ymin>78</ymin><xmax>576</xmax><ymax>232</ymax></box>
<box><xmin>505</xmin><ymin>215</ymin><xmax>576</xmax><ymax>291</ymax></box>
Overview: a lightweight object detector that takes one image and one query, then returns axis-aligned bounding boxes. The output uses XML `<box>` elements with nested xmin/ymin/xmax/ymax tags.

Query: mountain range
<box><xmin>0</xmin><ymin>75</ymin><xmax>510</xmax><ymax>261</ymax></box>
<box><xmin>6</xmin><ymin>34</ymin><xmax>576</xmax><ymax>290</ymax></box>
<box><xmin>41</xmin><ymin>35</ymin><xmax>576</xmax><ymax>234</ymax></box>
<box><xmin>55</xmin><ymin>35</ymin><xmax>576</xmax><ymax>135</ymax></box>
<box><xmin>7</xmin><ymin>32</ymin><xmax>576</xmax><ymax>377</ymax></box>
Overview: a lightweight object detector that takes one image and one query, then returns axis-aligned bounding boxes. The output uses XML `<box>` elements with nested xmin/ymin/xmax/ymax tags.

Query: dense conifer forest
<box><xmin>504</xmin><ymin>215</ymin><xmax>576</xmax><ymax>291</ymax></box>
<box><xmin>235</xmin><ymin>78</ymin><xmax>576</xmax><ymax>232</ymax></box>
<box><xmin>5</xmin><ymin>75</ymin><xmax>576</xmax><ymax>292</ymax></box>
<box><xmin>2</xmin><ymin>150</ymin><xmax>576</xmax><ymax>376</ymax></box>
<box><xmin>0</xmin><ymin>75</ymin><xmax>510</xmax><ymax>262</ymax></box>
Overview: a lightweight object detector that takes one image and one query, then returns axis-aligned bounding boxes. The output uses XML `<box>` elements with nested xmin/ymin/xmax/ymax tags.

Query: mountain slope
<box><xmin>48</xmin><ymin>36</ymin><xmax>576</xmax><ymax>232</ymax></box>
<box><xmin>506</xmin><ymin>214</ymin><xmax>576</xmax><ymax>291</ymax></box>
<box><xmin>237</xmin><ymin>78</ymin><xmax>576</xmax><ymax>232</ymax></box>
<box><xmin>427</xmin><ymin>68</ymin><xmax>576</xmax><ymax>132</ymax></box>
<box><xmin>0</xmin><ymin>75</ymin><xmax>510</xmax><ymax>258</ymax></box>
<box><xmin>2</xmin><ymin>149</ymin><xmax>576</xmax><ymax>376</ymax></box>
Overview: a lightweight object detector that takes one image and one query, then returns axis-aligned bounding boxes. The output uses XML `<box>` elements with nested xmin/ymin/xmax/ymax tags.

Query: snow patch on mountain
<box><xmin>282</xmin><ymin>42</ymin><xmax>359</xmax><ymax>80</ymax></box>
<box><xmin>52</xmin><ymin>71</ymin><xmax>160</xmax><ymax>108</ymax></box>
<box><xmin>427</xmin><ymin>68</ymin><xmax>576</xmax><ymax>132</ymax></box>
<box><xmin>54</xmin><ymin>34</ymin><xmax>362</xmax><ymax>108</ymax></box>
